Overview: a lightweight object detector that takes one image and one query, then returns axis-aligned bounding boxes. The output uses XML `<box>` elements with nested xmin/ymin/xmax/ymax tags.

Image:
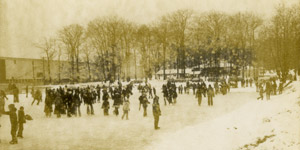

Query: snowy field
<box><xmin>1</xmin><ymin>80</ymin><xmax>300</xmax><ymax>150</ymax></box>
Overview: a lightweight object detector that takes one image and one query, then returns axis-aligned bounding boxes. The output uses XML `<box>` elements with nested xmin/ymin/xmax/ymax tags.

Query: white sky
<box><xmin>0</xmin><ymin>0</ymin><xmax>299</xmax><ymax>59</ymax></box>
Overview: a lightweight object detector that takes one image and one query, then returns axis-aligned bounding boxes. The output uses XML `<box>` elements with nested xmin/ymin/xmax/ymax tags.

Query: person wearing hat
<box><xmin>3</xmin><ymin>104</ymin><xmax>18</xmax><ymax>144</ymax></box>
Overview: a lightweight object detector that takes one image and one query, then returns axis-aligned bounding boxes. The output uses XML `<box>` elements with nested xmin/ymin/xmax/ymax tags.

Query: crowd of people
<box><xmin>42</xmin><ymin>82</ymin><xmax>134</xmax><ymax>118</ymax></box>
<box><xmin>256</xmin><ymin>78</ymin><xmax>284</xmax><ymax>100</ymax></box>
<box><xmin>0</xmin><ymin>76</ymin><xmax>288</xmax><ymax>145</ymax></box>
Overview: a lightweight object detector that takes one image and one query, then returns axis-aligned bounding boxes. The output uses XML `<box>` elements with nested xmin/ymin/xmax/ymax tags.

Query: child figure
<box><xmin>3</xmin><ymin>104</ymin><xmax>18</xmax><ymax>144</ymax></box>
<box><xmin>17</xmin><ymin>106</ymin><xmax>26</xmax><ymax>138</ymax></box>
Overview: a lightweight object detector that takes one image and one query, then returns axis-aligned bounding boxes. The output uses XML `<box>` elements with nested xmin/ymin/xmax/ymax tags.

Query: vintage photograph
<box><xmin>0</xmin><ymin>0</ymin><xmax>300</xmax><ymax>149</ymax></box>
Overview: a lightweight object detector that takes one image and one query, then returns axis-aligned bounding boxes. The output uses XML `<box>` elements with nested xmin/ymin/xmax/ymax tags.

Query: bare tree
<box><xmin>35</xmin><ymin>37</ymin><xmax>56</xmax><ymax>82</ymax></box>
<box><xmin>168</xmin><ymin>9</ymin><xmax>193</xmax><ymax>78</ymax></box>
<box><xmin>59</xmin><ymin>24</ymin><xmax>84</xmax><ymax>83</ymax></box>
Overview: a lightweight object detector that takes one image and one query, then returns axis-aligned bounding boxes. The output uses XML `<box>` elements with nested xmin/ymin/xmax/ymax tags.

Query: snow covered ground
<box><xmin>0</xmin><ymin>80</ymin><xmax>299</xmax><ymax>150</ymax></box>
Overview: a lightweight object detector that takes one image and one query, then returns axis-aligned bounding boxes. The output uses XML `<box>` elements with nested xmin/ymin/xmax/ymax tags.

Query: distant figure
<box><xmin>17</xmin><ymin>106</ymin><xmax>26</xmax><ymax>138</ymax></box>
<box><xmin>257</xmin><ymin>84</ymin><xmax>264</xmax><ymax>100</ymax></box>
<box><xmin>278</xmin><ymin>82</ymin><xmax>283</xmax><ymax>94</ymax></box>
<box><xmin>13</xmin><ymin>86</ymin><xmax>19</xmax><ymax>103</ymax></box>
<box><xmin>0</xmin><ymin>90</ymin><xmax>8</xmax><ymax>117</ymax></box>
<box><xmin>31</xmin><ymin>89</ymin><xmax>42</xmax><ymax>105</ymax></box>
<box><xmin>102</xmin><ymin>89</ymin><xmax>110</xmax><ymax>116</ymax></box>
<box><xmin>265</xmin><ymin>81</ymin><xmax>272</xmax><ymax>100</ymax></box>
<box><xmin>152</xmin><ymin>95</ymin><xmax>161</xmax><ymax>130</ymax></box>
<box><xmin>3</xmin><ymin>104</ymin><xmax>18</xmax><ymax>144</ymax></box>
<box><xmin>249</xmin><ymin>78</ymin><xmax>253</xmax><ymax>87</ymax></box>
<box><xmin>196</xmin><ymin>87</ymin><xmax>203</xmax><ymax>106</ymax></box>
<box><xmin>139</xmin><ymin>92</ymin><xmax>150</xmax><ymax>117</ymax></box>
<box><xmin>207</xmin><ymin>85</ymin><xmax>214</xmax><ymax>106</ymax></box>
<box><xmin>31</xmin><ymin>86</ymin><xmax>35</xmax><ymax>98</ymax></box>
<box><xmin>122</xmin><ymin>98</ymin><xmax>130</xmax><ymax>120</ymax></box>
<box><xmin>25</xmin><ymin>85</ymin><xmax>29</xmax><ymax>98</ymax></box>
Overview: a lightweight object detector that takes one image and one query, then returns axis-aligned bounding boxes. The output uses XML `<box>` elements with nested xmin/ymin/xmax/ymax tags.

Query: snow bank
<box><xmin>146</xmin><ymin>81</ymin><xmax>300</xmax><ymax>150</ymax></box>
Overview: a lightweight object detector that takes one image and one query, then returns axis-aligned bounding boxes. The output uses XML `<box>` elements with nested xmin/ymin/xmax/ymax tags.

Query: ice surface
<box><xmin>0</xmin><ymin>80</ymin><xmax>299</xmax><ymax>150</ymax></box>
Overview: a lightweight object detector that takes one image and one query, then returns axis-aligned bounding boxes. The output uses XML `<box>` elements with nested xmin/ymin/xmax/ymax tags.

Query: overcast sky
<box><xmin>0</xmin><ymin>0</ymin><xmax>299</xmax><ymax>59</ymax></box>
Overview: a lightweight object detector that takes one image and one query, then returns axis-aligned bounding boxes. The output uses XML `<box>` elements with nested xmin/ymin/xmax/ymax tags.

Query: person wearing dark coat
<box><xmin>13</xmin><ymin>86</ymin><xmax>19</xmax><ymax>103</ymax></box>
<box><xmin>139</xmin><ymin>92</ymin><xmax>150</xmax><ymax>117</ymax></box>
<box><xmin>31</xmin><ymin>89</ymin><xmax>42</xmax><ymax>105</ymax></box>
<box><xmin>265</xmin><ymin>81</ymin><xmax>272</xmax><ymax>100</ymax></box>
<box><xmin>0</xmin><ymin>90</ymin><xmax>8</xmax><ymax>117</ymax></box>
<box><xmin>102</xmin><ymin>89</ymin><xmax>110</xmax><ymax>116</ymax></box>
<box><xmin>162</xmin><ymin>84</ymin><xmax>168</xmax><ymax>105</ymax></box>
<box><xmin>273</xmin><ymin>82</ymin><xmax>277</xmax><ymax>95</ymax></box>
<box><xmin>84</xmin><ymin>89</ymin><xmax>94</xmax><ymax>115</ymax></box>
<box><xmin>172</xmin><ymin>89</ymin><xmax>178</xmax><ymax>104</ymax></box>
<box><xmin>207</xmin><ymin>85</ymin><xmax>214</xmax><ymax>106</ymax></box>
<box><xmin>25</xmin><ymin>85</ymin><xmax>29</xmax><ymax>98</ymax></box>
<box><xmin>257</xmin><ymin>83</ymin><xmax>264</xmax><ymax>100</ymax></box>
<box><xmin>152</xmin><ymin>95</ymin><xmax>161</xmax><ymax>130</ymax></box>
<box><xmin>3</xmin><ymin>104</ymin><xmax>18</xmax><ymax>144</ymax></box>
<box><xmin>196</xmin><ymin>87</ymin><xmax>203</xmax><ymax>106</ymax></box>
<box><xmin>54</xmin><ymin>92</ymin><xmax>63</xmax><ymax>118</ymax></box>
<box><xmin>278</xmin><ymin>82</ymin><xmax>283</xmax><ymax>94</ymax></box>
<box><xmin>153</xmin><ymin>87</ymin><xmax>156</xmax><ymax>96</ymax></box>
<box><xmin>44</xmin><ymin>89</ymin><xmax>53</xmax><ymax>117</ymax></box>
<box><xmin>96</xmin><ymin>85</ymin><xmax>101</xmax><ymax>103</ymax></box>
<box><xmin>17</xmin><ymin>106</ymin><xmax>26</xmax><ymax>138</ymax></box>
<box><xmin>112</xmin><ymin>89</ymin><xmax>121</xmax><ymax>116</ymax></box>
<box><xmin>73</xmin><ymin>89</ymin><xmax>82</xmax><ymax>117</ymax></box>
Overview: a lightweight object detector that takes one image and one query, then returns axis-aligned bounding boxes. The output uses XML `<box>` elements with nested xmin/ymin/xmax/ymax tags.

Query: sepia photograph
<box><xmin>0</xmin><ymin>0</ymin><xmax>300</xmax><ymax>149</ymax></box>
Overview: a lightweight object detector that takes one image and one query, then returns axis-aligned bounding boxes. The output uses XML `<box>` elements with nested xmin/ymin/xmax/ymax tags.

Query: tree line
<box><xmin>36</xmin><ymin>3</ymin><xmax>300</xmax><ymax>83</ymax></box>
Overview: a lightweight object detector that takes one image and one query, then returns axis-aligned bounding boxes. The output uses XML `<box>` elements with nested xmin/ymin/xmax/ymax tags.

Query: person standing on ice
<box><xmin>265</xmin><ymin>81</ymin><xmax>271</xmax><ymax>100</ymax></box>
<box><xmin>31</xmin><ymin>86</ymin><xmax>35</xmax><ymax>98</ymax></box>
<box><xmin>17</xmin><ymin>106</ymin><xmax>26</xmax><ymax>138</ymax></box>
<box><xmin>278</xmin><ymin>82</ymin><xmax>283</xmax><ymax>94</ymax></box>
<box><xmin>207</xmin><ymin>85</ymin><xmax>214</xmax><ymax>106</ymax></box>
<box><xmin>148</xmin><ymin>84</ymin><xmax>153</xmax><ymax>99</ymax></box>
<box><xmin>139</xmin><ymin>92</ymin><xmax>150</xmax><ymax>117</ymax></box>
<box><xmin>13</xmin><ymin>85</ymin><xmax>19</xmax><ymax>103</ymax></box>
<box><xmin>0</xmin><ymin>90</ymin><xmax>8</xmax><ymax>117</ymax></box>
<box><xmin>257</xmin><ymin>83</ymin><xmax>264</xmax><ymax>100</ymax></box>
<box><xmin>73</xmin><ymin>89</ymin><xmax>82</xmax><ymax>117</ymax></box>
<box><xmin>214</xmin><ymin>81</ymin><xmax>219</xmax><ymax>95</ymax></box>
<box><xmin>44</xmin><ymin>89</ymin><xmax>53</xmax><ymax>117</ymax></box>
<box><xmin>112</xmin><ymin>88</ymin><xmax>121</xmax><ymax>116</ymax></box>
<box><xmin>31</xmin><ymin>89</ymin><xmax>42</xmax><ymax>105</ymax></box>
<box><xmin>272</xmin><ymin>81</ymin><xmax>277</xmax><ymax>95</ymax></box>
<box><xmin>96</xmin><ymin>84</ymin><xmax>101</xmax><ymax>103</ymax></box>
<box><xmin>25</xmin><ymin>85</ymin><xmax>28</xmax><ymax>98</ymax></box>
<box><xmin>102</xmin><ymin>89</ymin><xmax>110</xmax><ymax>116</ymax></box>
<box><xmin>249</xmin><ymin>78</ymin><xmax>253</xmax><ymax>87</ymax></box>
<box><xmin>54</xmin><ymin>92</ymin><xmax>63</xmax><ymax>118</ymax></box>
<box><xmin>153</xmin><ymin>87</ymin><xmax>156</xmax><ymax>96</ymax></box>
<box><xmin>2</xmin><ymin>104</ymin><xmax>18</xmax><ymax>144</ymax></box>
<box><xmin>196</xmin><ymin>87</ymin><xmax>203</xmax><ymax>106</ymax></box>
<box><xmin>122</xmin><ymin>97</ymin><xmax>130</xmax><ymax>120</ymax></box>
<box><xmin>152</xmin><ymin>95</ymin><xmax>161</xmax><ymax>130</ymax></box>
<box><xmin>162</xmin><ymin>84</ymin><xmax>168</xmax><ymax>105</ymax></box>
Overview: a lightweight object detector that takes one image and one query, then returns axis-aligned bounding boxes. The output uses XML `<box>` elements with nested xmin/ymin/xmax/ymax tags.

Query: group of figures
<box><xmin>0</xmin><ymin>90</ymin><xmax>27</xmax><ymax>144</ymax></box>
<box><xmin>162</xmin><ymin>80</ymin><xmax>231</xmax><ymax>107</ymax></box>
<box><xmin>0</xmin><ymin>76</ymin><xmax>288</xmax><ymax>145</ymax></box>
<box><xmin>42</xmin><ymin>82</ymin><xmax>134</xmax><ymax>118</ymax></box>
<box><xmin>256</xmin><ymin>78</ymin><xmax>284</xmax><ymax>100</ymax></box>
